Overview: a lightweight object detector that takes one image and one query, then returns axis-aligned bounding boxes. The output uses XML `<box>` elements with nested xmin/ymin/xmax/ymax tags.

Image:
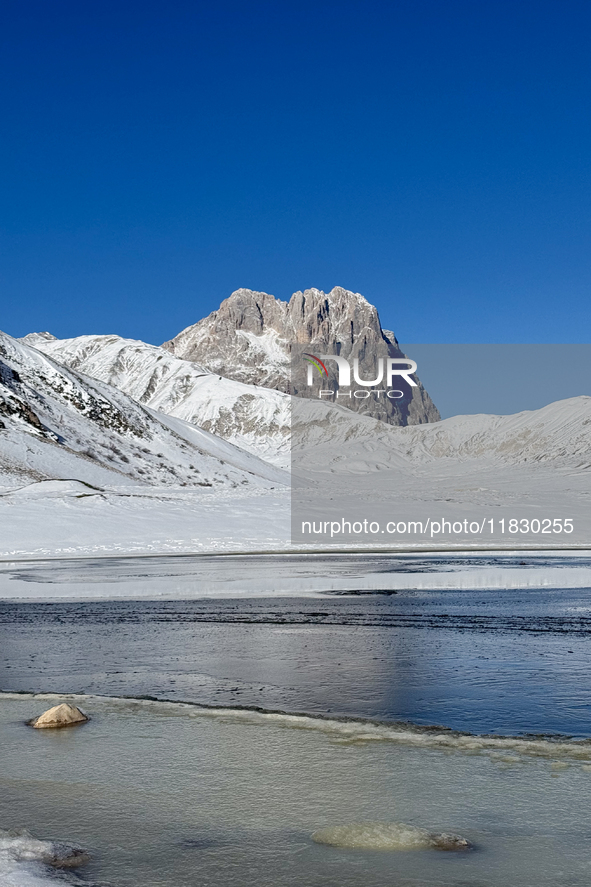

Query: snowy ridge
<box><xmin>25</xmin><ymin>333</ymin><xmax>291</xmax><ymax>466</ymax></box>
<box><xmin>0</xmin><ymin>329</ymin><xmax>287</xmax><ymax>490</ymax></box>
<box><xmin>400</xmin><ymin>397</ymin><xmax>591</xmax><ymax>467</ymax></box>
<box><xmin>294</xmin><ymin>395</ymin><xmax>591</xmax><ymax>472</ymax></box>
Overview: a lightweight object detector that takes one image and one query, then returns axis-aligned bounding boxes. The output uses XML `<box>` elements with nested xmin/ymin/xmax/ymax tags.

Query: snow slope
<box><xmin>21</xmin><ymin>333</ymin><xmax>291</xmax><ymax>466</ymax></box>
<box><xmin>0</xmin><ymin>330</ymin><xmax>287</xmax><ymax>490</ymax></box>
<box><xmin>290</xmin><ymin>396</ymin><xmax>591</xmax><ymax>548</ymax></box>
<box><xmin>293</xmin><ymin>395</ymin><xmax>591</xmax><ymax>472</ymax></box>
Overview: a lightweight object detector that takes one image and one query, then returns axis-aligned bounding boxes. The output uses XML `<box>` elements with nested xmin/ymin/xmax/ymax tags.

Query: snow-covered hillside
<box><xmin>0</xmin><ymin>330</ymin><xmax>287</xmax><ymax>490</ymax></box>
<box><xmin>290</xmin><ymin>396</ymin><xmax>591</xmax><ymax>548</ymax></box>
<box><xmin>293</xmin><ymin>395</ymin><xmax>591</xmax><ymax>473</ymax></box>
<box><xmin>23</xmin><ymin>333</ymin><xmax>291</xmax><ymax>466</ymax></box>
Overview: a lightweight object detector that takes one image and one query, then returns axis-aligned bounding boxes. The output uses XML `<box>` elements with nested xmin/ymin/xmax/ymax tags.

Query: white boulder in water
<box><xmin>311</xmin><ymin>821</ymin><xmax>471</xmax><ymax>851</ymax></box>
<box><xmin>28</xmin><ymin>703</ymin><xmax>89</xmax><ymax>729</ymax></box>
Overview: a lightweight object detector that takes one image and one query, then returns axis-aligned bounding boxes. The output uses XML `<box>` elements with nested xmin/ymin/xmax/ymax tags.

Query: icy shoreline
<box><xmin>4</xmin><ymin>691</ymin><xmax>591</xmax><ymax>760</ymax></box>
<box><xmin>3</xmin><ymin>688</ymin><xmax>590</xmax><ymax>887</ymax></box>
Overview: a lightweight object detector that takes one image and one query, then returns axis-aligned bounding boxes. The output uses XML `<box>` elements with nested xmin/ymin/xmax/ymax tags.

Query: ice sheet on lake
<box><xmin>1</xmin><ymin>550</ymin><xmax>591</xmax><ymax>600</ymax></box>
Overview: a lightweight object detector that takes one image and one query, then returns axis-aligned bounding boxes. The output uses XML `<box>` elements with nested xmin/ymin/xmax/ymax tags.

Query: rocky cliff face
<box><xmin>162</xmin><ymin>287</ymin><xmax>440</xmax><ymax>426</ymax></box>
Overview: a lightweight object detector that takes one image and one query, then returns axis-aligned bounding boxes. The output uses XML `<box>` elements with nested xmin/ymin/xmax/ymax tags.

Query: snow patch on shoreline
<box><xmin>0</xmin><ymin>828</ymin><xmax>87</xmax><ymax>887</ymax></box>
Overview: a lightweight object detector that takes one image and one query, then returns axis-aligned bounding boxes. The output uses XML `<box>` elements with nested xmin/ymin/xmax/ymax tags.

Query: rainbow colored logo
<box><xmin>303</xmin><ymin>353</ymin><xmax>328</xmax><ymax>377</ymax></box>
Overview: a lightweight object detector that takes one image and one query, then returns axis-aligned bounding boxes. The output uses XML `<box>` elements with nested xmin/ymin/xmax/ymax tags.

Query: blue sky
<box><xmin>1</xmin><ymin>0</ymin><xmax>590</xmax><ymax>345</ymax></box>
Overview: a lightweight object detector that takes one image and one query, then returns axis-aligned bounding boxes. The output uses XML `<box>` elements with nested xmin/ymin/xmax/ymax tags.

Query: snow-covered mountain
<box><xmin>162</xmin><ymin>286</ymin><xmax>440</xmax><ymax>427</ymax></box>
<box><xmin>3</xmin><ymin>318</ymin><xmax>590</xmax><ymax>556</ymax></box>
<box><xmin>22</xmin><ymin>333</ymin><xmax>291</xmax><ymax>466</ymax></box>
<box><xmin>0</xmin><ymin>330</ymin><xmax>287</xmax><ymax>490</ymax></box>
<box><xmin>21</xmin><ymin>325</ymin><xmax>591</xmax><ymax>479</ymax></box>
<box><xmin>20</xmin><ymin>287</ymin><xmax>441</xmax><ymax>470</ymax></box>
<box><xmin>293</xmin><ymin>395</ymin><xmax>591</xmax><ymax>473</ymax></box>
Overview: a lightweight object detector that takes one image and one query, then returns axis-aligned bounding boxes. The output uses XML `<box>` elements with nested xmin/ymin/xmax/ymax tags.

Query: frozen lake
<box><xmin>3</xmin><ymin>578</ymin><xmax>591</xmax><ymax>736</ymax></box>
<box><xmin>3</xmin><ymin>556</ymin><xmax>591</xmax><ymax>886</ymax></box>
<box><xmin>3</xmin><ymin>693</ymin><xmax>591</xmax><ymax>887</ymax></box>
<box><xmin>2</xmin><ymin>550</ymin><xmax>591</xmax><ymax>598</ymax></box>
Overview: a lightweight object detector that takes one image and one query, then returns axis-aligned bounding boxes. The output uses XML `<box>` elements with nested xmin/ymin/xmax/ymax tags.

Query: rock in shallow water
<box><xmin>43</xmin><ymin>841</ymin><xmax>91</xmax><ymax>867</ymax></box>
<box><xmin>0</xmin><ymin>828</ymin><xmax>90</xmax><ymax>868</ymax></box>
<box><xmin>311</xmin><ymin>821</ymin><xmax>471</xmax><ymax>851</ymax></box>
<box><xmin>28</xmin><ymin>702</ymin><xmax>89</xmax><ymax>729</ymax></box>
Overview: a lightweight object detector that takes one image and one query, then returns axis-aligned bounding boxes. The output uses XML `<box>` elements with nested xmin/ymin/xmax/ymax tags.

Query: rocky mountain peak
<box><xmin>19</xmin><ymin>331</ymin><xmax>57</xmax><ymax>347</ymax></box>
<box><xmin>287</xmin><ymin>286</ymin><xmax>391</xmax><ymax>350</ymax></box>
<box><xmin>162</xmin><ymin>286</ymin><xmax>439</xmax><ymax>426</ymax></box>
<box><xmin>166</xmin><ymin>289</ymin><xmax>289</xmax><ymax>349</ymax></box>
